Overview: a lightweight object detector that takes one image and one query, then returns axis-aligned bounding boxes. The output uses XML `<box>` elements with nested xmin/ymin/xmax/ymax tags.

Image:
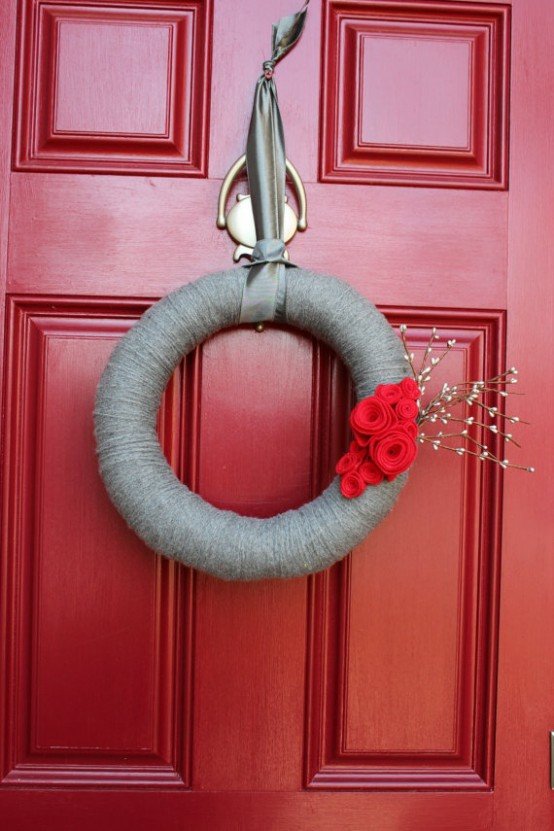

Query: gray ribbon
<box><xmin>239</xmin><ymin>3</ymin><xmax>308</xmax><ymax>323</ymax></box>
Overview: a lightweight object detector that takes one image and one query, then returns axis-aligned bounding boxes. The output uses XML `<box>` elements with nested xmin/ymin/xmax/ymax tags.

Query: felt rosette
<box><xmin>336</xmin><ymin>378</ymin><xmax>420</xmax><ymax>499</ymax></box>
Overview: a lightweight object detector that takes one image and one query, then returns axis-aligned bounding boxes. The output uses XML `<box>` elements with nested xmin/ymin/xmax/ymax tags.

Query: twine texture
<box><xmin>94</xmin><ymin>268</ymin><xmax>408</xmax><ymax>580</ymax></box>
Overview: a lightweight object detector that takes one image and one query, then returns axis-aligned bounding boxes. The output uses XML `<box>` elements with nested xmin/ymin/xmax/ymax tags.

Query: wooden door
<box><xmin>1</xmin><ymin>1</ymin><xmax>552</xmax><ymax>828</ymax></box>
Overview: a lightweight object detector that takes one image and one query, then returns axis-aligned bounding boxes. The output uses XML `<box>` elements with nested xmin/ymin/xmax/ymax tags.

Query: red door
<box><xmin>1</xmin><ymin>0</ymin><xmax>552</xmax><ymax>828</ymax></box>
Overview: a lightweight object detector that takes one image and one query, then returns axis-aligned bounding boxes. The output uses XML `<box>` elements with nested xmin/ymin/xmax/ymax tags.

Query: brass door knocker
<box><xmin>217</xmin><ymin>154</ymin><xmax>307</xmax><ymax>261</ymax></box>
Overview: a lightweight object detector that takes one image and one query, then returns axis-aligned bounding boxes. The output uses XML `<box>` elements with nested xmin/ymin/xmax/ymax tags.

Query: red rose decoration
<box><xmin>336</xmin><ymin>450</ymin><xmax>362</xmax><ymax>475</ymax></box>
<box><xmin>350</xmin><ymin>396</ymin><xmax>396</xmax><ymax>438</ymax></box>
<box><xmin>371</xmin><ymin>430</ymin><xmax>418</xmax><ymax>480</ymax></box>
<box><xmin>352</xmin><ymin>428</ymin><xmax>371</xmax><ymax>447</ymax></box>
<box><xmin>340</xmin><ymin>470</ymin><xmax>365</xmax><ymax>499</ymax></box>
<box><xmin>400</xmin><ymin>420</ymin><xmax>418</xmax><ymax>440</ymax></box>
<box><xmin>396</xmin><ymin>397</ymin><xmax>419</xmax><ymax>420</ymax></box>
<box><xmin>375</xmin><ymin>383</ymin><xmax>402</xmax><ymax>405</ymax></box>
<box><xmin>359</xmin><ymin>460</ymin><xmax>384</xmax><ymax>485</ymax></box>
<box><xmin>400</xmin><ymin>377</ymin><xmax>421</xmax><ymax>400</ymax></box>
<box><xmin>337</xmin><ymin>381</ymin><xmax>420</xmax><ymax>498</ymax></box>
<box><xmin>349</xmin><ymin>441</ymin><xmax>366</xmax><ymax>461</ymax></box>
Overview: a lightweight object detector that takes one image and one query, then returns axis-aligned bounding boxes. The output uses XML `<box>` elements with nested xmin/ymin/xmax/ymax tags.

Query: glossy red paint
<box><xmin>15</xmin><ymin>0</ymin><xmax>213</xmax><ymax>175</ymax></box>
<box><xmin>1</xmin><ymin>0</ymin><xmax>553</xmax><ymax>829</ymax></box>
<box><xmin>320</xmin><ymin>1</ymin><xmax>510</xmax><ymax>188</ymax></box>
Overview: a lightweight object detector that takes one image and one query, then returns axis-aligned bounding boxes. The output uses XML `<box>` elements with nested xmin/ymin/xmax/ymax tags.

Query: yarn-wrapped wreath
<box><xmin>94</xmin><ymin>268</ymin><xmax>409</xmax><ymax>580</ymax></box>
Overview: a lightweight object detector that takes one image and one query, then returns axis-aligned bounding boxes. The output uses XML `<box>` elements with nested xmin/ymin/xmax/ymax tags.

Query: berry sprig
<box><xmin>399</xmin><ymin>325</ymin><xmax>534</xmax><ymax>474</ymax></box>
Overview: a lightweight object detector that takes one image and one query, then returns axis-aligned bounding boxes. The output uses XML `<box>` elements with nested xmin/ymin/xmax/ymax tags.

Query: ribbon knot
<box><xmin>250</xmin><ymin>238</ymin><xmax>291</xmax><ymax>267</ymax></box>
<box><xmin>238</xmin><ymin>3</ymin><xmax>308</xmax><ymax>324</ymax></box>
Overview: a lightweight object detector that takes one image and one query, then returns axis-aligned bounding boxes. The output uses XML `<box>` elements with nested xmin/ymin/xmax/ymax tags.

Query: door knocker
<box><xmin>217</xmin><ymin>154</ymin><xmax>307</xmax><ymax>261</ymax></box>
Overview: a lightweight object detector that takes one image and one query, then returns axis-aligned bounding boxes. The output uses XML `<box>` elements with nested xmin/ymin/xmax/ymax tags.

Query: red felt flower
<box><xmin>349</xmin><ymin>441</ymin><xmax>366</xmax><ymax>461</ymax></box>
<box><xmin>400</xmin><ymin>377</ymin><xmax>421</xmax><ymax>400</ymax></box>
<box><xmin>340</xmin><ymin>470</ymin><xmax>365</xmax><ymax>499</ymax></box>
<box><xmin>352</xmin><ymin>428</ymin><xmax>371</xmax><ymax>447</ymax></box>
<box><xmin>371</xmin><ymin>430</ymin><xmax>418</xmax><ymax>480</ymax></box>
<box><xmin>375</xmin><ymin>383</ymin><xmax>402</xmax><ymax>405</ymax></box>
<box><xmin>350</xmin><ymin>396</ymin><xmax>397</xmax><ymax>438</ymax></box>
<box><xmin>336</xmin><ymin>450</ymin><xmax>362</xmax><ymax>475</ymax></box>
<box><xmin>336</xmin><ymin>380</ymin><xmax>421</xmax><ymax>497</ymax></box>
<box><xmin>396</xmin><ymin>397</ymin><xmax>419</xmax><ymax>421</ymax></box>
<box><xmin>400</xmin><ymin>420</ymin><xmax>418</xmax><ymax>440</ymax></box>
<box><xmin>359</xmin><ymin>459</ymin><xmax>384</xmax><ymax>485</ymax></box>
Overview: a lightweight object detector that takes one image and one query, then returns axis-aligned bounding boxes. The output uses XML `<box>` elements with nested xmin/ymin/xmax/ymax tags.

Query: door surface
<box><xmin>1</xmin><ymin>1</ymin><xmax>553</xmax><ymax>829</ymax></box>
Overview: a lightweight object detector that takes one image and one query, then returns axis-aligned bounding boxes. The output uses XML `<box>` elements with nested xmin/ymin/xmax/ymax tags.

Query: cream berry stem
<box><xmin>399</xmin><ymin>324</ymin><xmax>534</xmax><ymax>474</ymax></box>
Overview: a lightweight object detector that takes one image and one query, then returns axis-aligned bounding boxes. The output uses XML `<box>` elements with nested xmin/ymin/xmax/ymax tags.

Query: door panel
<box><xmin>1</xmin><ymin>0</ymin><xmax>552</xmax><ymax>829</ymax></box>
<box><xmin>15</xmin><ymin>0</ymin><xmax>212</xmax><ymax>176</ymax></box>
<box><xmin>319</xmin><ymin>1</ymin><xmax>510</xmax><ymax>188</ymax></box>
<box><xmin>306</xmin><ymin>315</ymin><xmax>503</xmax><ymax>791</ymax></box>
<box><xmin>2</xmin><ymin>299</ymin><xmax>193</xmax><ymax>787</ymax></box>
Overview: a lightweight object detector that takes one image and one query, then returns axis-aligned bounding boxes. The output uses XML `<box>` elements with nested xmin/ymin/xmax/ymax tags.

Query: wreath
<box><xmin>95</xmin><ymin>269</ymin><xmax>410</xmax><ymax>580</ymax></box>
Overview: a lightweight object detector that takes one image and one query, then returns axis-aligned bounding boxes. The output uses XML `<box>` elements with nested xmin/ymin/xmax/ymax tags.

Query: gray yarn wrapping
<box><xmin>94</xmin><ymin>268</ymin><xmax>409</xmax><ymax>580</ymax></box>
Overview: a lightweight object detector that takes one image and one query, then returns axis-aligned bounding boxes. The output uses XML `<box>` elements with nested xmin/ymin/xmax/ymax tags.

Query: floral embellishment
<box><xmin>396</xmin><ymin>397</ymin><xmax>419</xmax><ymax>421</ymax></box>
<box><xmin>350</xmin><ymin>397</ymin><xmax>396</xmax><ymax>438</ymax></box>
<box><xmin>359</xmin><ymin>459</ymin><xmax>384</xmax><ymax>485</ymax></box>
<box><xmin>336</xmin><ymin>380</ymin><xmax>419</xmax><ymax>498</ymax></box>
<box><xmin>340</xmin><ymin>470</ymin><xmax>365</xmax><ymax>499</ymax></box>
<box><xmin>400</xmin><ymin>420</ymin><xmax>418</xmax><ymax>440</ymax></box>
<box><xmin>336</xmin><ymin>450</ymin><xmax>362</xmax><ymax>475</ymax></box>
<box><xmin>400</xmin><ymin>377</ymin><xmax>421</xmax><ymax>400</ymax></box>
<box><xmin>349</xmin><ymin>441</ymin><xmax>366</xmax><ymax>460</ymax></box>
<box><xmin>398</xmin><ymin>324</ymin><xmax>533</xmax><ymax>474</ymax></box>
<box><xmin>336</xmin><ymin>324</ymin><xmax>533</xmax><ymax>500</ymax></box>
<box><xmin>375</xmin><ymin>383</ymin><xmax>402</xmax><ymax>405</ymax></box>
<box><xmin>371</xmin><ymin>430</ymin><xmax>418</xmax><ymax>480</ymax></box>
